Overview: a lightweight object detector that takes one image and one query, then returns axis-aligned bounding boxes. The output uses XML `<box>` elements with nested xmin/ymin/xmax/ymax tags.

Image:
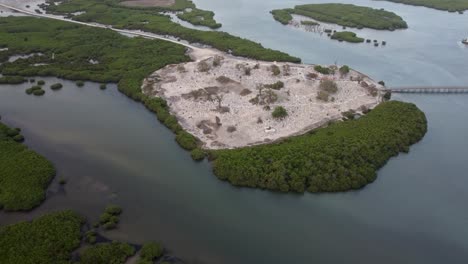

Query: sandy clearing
<box><xmin>144</xmin><ymin>50</ymin><xmax>383</xmax><ymax>149</ymax></box>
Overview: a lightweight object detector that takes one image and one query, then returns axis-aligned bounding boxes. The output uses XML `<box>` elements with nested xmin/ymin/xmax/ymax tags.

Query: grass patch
<box><xmin>271</xmin><ymin>3</ymin><xmax>407</xmax><ymax>30</ymax></box>
<box><xmin>211</xmin><ymin>101</ymin><xmax>427</xmax><ymax>193</ymax></box>
<box><xmin>0</xmin><ymin>121</ymin><xmax>55</xmax><ymax>211</ymax></box>
<box><xmin>331</xmin><ymin>31</ymin><xmax>365</xmax><ymax>43</ymax></box>
<box><xmin>0</xmin><ymin>210</ymin><xmax>83</xmax><ymax>262</ymax></box>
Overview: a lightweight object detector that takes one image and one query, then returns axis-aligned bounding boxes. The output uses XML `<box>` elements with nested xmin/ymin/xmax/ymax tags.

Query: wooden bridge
<box><xmin>385</xmin><ymin>86</ymin><xmax>468</xmax><ymax>94</ymax></box>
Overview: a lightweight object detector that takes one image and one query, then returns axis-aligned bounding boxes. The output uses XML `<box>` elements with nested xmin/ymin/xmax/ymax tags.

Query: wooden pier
<box><xmin>386</xmin><ymin>86</ymin><xmax>468</xmax><ymax>94</ymax></box>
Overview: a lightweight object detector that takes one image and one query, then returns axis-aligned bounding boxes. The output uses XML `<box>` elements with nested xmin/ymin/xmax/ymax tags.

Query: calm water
<box><xmin>1</xmin><ymin>0</ymin><xmax>468</xmax><ymax>263</ymax></box>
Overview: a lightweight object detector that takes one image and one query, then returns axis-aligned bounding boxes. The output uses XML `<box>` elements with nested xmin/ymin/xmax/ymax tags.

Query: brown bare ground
<box><xmin>120</xmin><ymin>0</ymin><xmax>175</xmax><ymax>8</ymax></box>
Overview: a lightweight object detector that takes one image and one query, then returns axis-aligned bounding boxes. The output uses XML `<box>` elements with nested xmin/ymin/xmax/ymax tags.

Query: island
<box><xmin>381</xmin><ymin>0</ymin><xmax>468</xmax><ymax>12</ymax></box>
<box><xmin>271</xmin><ymin>3</ymin><xmax>408</xmax><ymax>30</ymax></box>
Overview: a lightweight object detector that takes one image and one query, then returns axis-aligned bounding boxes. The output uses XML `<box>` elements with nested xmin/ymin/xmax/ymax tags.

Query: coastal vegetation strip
<box><xmin>210</xmin><ymin>101</ymin><xmax>427</xmax><ymax>193</ymax></box>
<box><xmin>0</xmin><ymin>120</ymin><xmax>55</xmax><ymax>211</ymax></box>
<box><xmin>0</xmin><ymin>16</ymin><xmax>199</xmax><ymax>150</ymax></box>
<box><xmin>42</xmin><ymin>0</ymin><xmax>299</xmax><ymax>62</ymax></box>
<box><xmin>380</xmin><ymin>0</ymin><xmax>468</xmax><ymax>12</ymax></box>
<box><xmin>271</xmin><ymin>3</ymin><xmax>408</xmax><ymax>30</ymax></box>
<box><xmin>0</xmin><ymin>210</ymin><xmax>83</xmax><ymax>263</ymax></box>
<box><xmin>117</xmin><ymin>0</ymin><xmax>222</xmax><ymax>29</ymax></box>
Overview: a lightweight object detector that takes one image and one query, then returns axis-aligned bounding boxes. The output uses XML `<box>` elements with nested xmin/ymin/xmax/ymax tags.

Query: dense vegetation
<box><xmin>0</xmin><ymin>75</ymin><xmax>26</xmax><ymax>84</ymax></box>
<box><xmin>211</xmin><ymin>101</ymin><xmax>427</xmax><ymax>193</ymax></box>
<box><xmin>0</xmin><ymin>120</ymin><xmax>55</xmax><ymax>211</ymax></box>
<box><xmin>115</xmin><ymin>0</ymin><xmax>222</xmax><ymax>28</ymax></box>
<box><xmin>331</xmin><ymin>31</ymin><xmax>365</xmax><ymax>43</ymax></box>
<box><xmin>177</xmin><ymin>8</ymin><xmax>222</xmax><ymax>29</ymax></box>
<box><xmin>139</xmin><ymin>242</ymin><xmax>164</xmax><ymax>262</ymax></box>
<box><xmin>381</xmin><ymin>0</ymin><xmax>468</xmax><ymax>12</ymax></box>
<box><xmin>98</xmin><ymin>204</ymin><xmax>122</xmax><ymax>230</ymax></box>
<box><xmin>79</xmin><ymin>241</ymin><xmax>136</xmax><ymax>264</ymax></box>
<box><xmin>271</xmin><ymin>3</ymin><xmax>408</xmax><ymax>30</ymax></box>
<box><xmin>0</xmin><ymin>17</ymin><xmax>199</xmax><ymax>151</ymax></box>
<box><xmin>0</xmin><ymin>210</ymin><xmax>83</xmax><ymax>263</ymax></box>
<box><xmin>42</xmin><ymin>0</ymin><xmax>299</xmax><ymax>62</ymax></box>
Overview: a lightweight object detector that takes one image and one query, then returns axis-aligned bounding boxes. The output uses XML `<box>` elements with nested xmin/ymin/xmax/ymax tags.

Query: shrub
<box><xmin>197</xmin><ymin>61</ymin><xmax>211</xmax><ymax>72</ymax></box>
<box><xmin>191</xmin><ymin>148</ymin><xmax>206</xmax><ymax>161</ymax></box>
<box><xmin>33</xmin><ymin>88</ymin><xmax>45</xmax><ymax>96</ymax></box>
<box><xmin>105</xmin><ymin>205</ymin><xmax>122</xmax><ymax>215</ymax></box>
<box><xmin>76</xmin><ymin>80</ymin><xmax>84</xmax><ymax>87</ymax></box>
<box><xmin>319</xmin><ymin>80</ymin><xmax>338</xmax><ymax>93</ymax></box>
<box><xmin>13</xmin><ymin>134</ymin><xmax>25</xmax><ymax>142</ymax></box>
<box><xmin>99</xmin><ymin>212</ymin><xmax>112</xmax><ymax>224</ymax></box>
<box><xmin>100</xmin><ymin>83</ymin><xmax>107</xmax><ymax>90</ymax></box>
<box><xmin>272</xmin><ymin>106</ymin><xmax>288</xmax><ymax>119</ymax></box>
<box><xmin>37</xmin><ymin>80</ymin><xmax>45</xmax><ymax>85</ymax></box>
<box><xmin>102</xmin><ymin>221</ymin><xmax>117</xmax><ymax>230</ymax></box>
<box><xmin>314</xmin><ymin>65</ymin><xmax>331</xmax><ymax>75</ymax></box>
<box><xmin>50</xmin><ymin>83</ymin><xmax>63</xmax><ymax>90</ymax></box>
<box><xmin>212</xmin><ymin>55</ymin><xmax>223</xmax><ymax>67</ymax></box>
<box><xmin>140</xmin><ymin>242</ymin><xmax>163</xmax><ymax>261</ymax></box>
<box><xmin>306</xmin><ymin>72</ymin><xmax>318</xmax><ymax>79</ymax></box>
<box><xmin>339</xmin><ymin>65</ymin><xmax>350</xmax><ymax>75</ymax></box>
<box><xmin>270</xmin><ymin>65</ymin><xmax>281</xmax><ymax>76</ymax></box>
<box><xmin>264</xmin><ymin>81</ymin><xmax>284</xmax><ymax>90</ymax></box>
<box><xmin>25</xmin><ymin>86</ymin><xmax>42</xmax><ymax>95</ymax></box>
<box><xmin>316</xmin><ymin>91</ymin><xmax>329</xmax><ymax>101</ymax></box>
<box><xmin>383</xmin><ymin>91</ymin><xmax>392</xmax><ymax>101</ymax></box>
<box><xmin>378</xmin><ymin>80</ymin><xmax>385</xmax><ymax>86</ymax></box>
<box><xmin>175</xmin><ymin>131</ymin><xmax>198</xmax><ymax>150</ymax></box>
<box><xmin>244</xmin><ymin>67</ymin><xmax>251</xmax><ymax>76</ymax></box>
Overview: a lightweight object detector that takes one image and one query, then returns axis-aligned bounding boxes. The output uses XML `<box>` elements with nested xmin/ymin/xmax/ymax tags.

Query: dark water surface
<box><xmin>1</xmin><ymin>0</ymin><xmax>468</xmax><ymax>263</ymax></box>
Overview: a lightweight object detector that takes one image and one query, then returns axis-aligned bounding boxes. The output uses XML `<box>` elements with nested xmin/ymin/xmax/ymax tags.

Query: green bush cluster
<box><xmin>37</xmin><ymin>80</ymin><xmax>45</xmax><ymax>85</ymax></box>
<box><xmin>139</xmin><ymin>242</ymin><xmax>163</xmax><ymax>263</ymax></box>
<box><xmin>314</xmin><ymin>65</ymin><xmax>332</xmax><ymax>74</ymax></box>
<box><xmin>331</xmin><ymin>31</ymin><xmax>365</xmax><ymax>43</ymax></box>
<box><xmin>319</xmin><ymin>79</ymin><xmax>338</xmax><ymax>93</ymax></box>
<box><xmin>50</xmin><ymin>83</ymin><xmax>63</xmax><ymax>90</ymax></box>
<box><xmin>43</xmin><ymin>0</ymin><xmax>300</xmax><ymax>62</ymax></box>
<box><xmin>25</xmin><ymin>86</ymin><xmax>42</xmax><ymax>94</ymax></box>
<box><xmin>99</xmin><ymin>204</ymin><xmax>122</xmax><ymax>230</ymax></box>
<box><xmin>99</xmin><ymin>83</ymin><xmax>107</xmax><ymax>90</ymax></box>
<box><xmin>339</xmin><ymin>65</ymin><xmax>350</xmax><ymax>75</ymax></box>
<box><xmin>272</xmin><ymin>106</ymin><xmax>288</xmax><ymax>119</ymax></box>
<box><xmin>211</xmin><ymin>101</ymin><xmax>427</xmax><ymax>193</ymax></box>
<box><xmin>264</xmin><ymin>81</ymin><xmax>284</xmax><ymax>90</ymax></box>
<box><xmin>0</xmin><ymin>75</ymin><xmax>26</xmax><ymax>84</ymax></box>
<box><xmin>383</xmin><ymin>0</ymin><xmax>468</xmax><ymax>12</ymax></box>
<box><xmin>272</xmin><ymin>3</ymin><xmax>408</xmax><ymax>30</ymax></box>
<box><xmin>191</xmin><ymin>148</ymin><xmax>206</xmax><ymax>161</ymax></box>
<box><xmin>0</xmin><ymin>210</ymin><xmax>83</xmax><ymax>263</ymax></box>
<box><xmin>79</xmin><ymin>241</ymin><xmax>135</xmax><ymax>264</ymax></box>
<box><xmin>0</xmin><ymin>121</ymin><xmax>55</xmax><ymax>211</ymax></box>
<box><xmin>85</xmin><ymin>230</ymin><xmax>97</xmax><ymax>244</ymax></box>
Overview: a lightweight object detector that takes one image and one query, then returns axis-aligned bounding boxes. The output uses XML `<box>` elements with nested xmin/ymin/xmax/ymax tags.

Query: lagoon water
<box><xmin>1</xmin><ymin>0</ymin><xmax>468</xmax><ymax>263</ymax></box>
